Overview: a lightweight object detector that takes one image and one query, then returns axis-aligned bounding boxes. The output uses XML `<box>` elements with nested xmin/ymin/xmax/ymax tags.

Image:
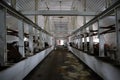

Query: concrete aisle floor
<box><xmin>24</xmin><ymin>46</ymin><xmax>103</xmax><ymax>80</ymax></box>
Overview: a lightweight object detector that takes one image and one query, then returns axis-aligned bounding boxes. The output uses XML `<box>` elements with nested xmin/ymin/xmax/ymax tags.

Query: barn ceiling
<box><xmin>4</xmin><ymin>0</ymin><xmax>118</xmax><ymax>38</ymax></box>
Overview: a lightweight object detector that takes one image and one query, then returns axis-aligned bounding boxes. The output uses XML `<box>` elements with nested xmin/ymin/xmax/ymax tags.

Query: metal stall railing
<box><xmin>0</xmin><ymin>0</ymin><xmax>53</xmax><ymax>66</ymax></box>
<box><xmin>69</xmin><ymin>0</ymin><xmax>120</xmax><ymax>64</ymax></box>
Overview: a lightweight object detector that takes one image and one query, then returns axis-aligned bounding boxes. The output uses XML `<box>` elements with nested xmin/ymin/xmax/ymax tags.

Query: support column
<box><xmin>80</xmin><ymin>33</ymin><xmax>82</xmax><ymax>50</ymax></box>
<box><xmin>89</xmin><ymin>25</ymin><xmax>94</xmax><ymax>54</ymax></box>
<box><xmin>81</xmin><ymin>31</ymin><xmax>84</xmax><ymax>50</ymax></box>
<box><xmin>46</xmin><ymin>34</ymin><xmax>49</xmax><ymax>43</ymax></box>
<box><xmin>98</xmin><ymin>20</ymin><xmax>105</xmax><ymax>57</ymax></box>
<box><xmin>47</xmin><ymin>18</ymin><xmax>49</xmax><ymax>32</ymax></box>
<box><xmin>44</xmin><ymin>16</ymin><xmax>48</xmax><ymax>31</ymax></box>
<box><xmin>34</xmin><ymin>0</ymin><xmax>38</xmax><ymax>42</ymax></box>
<box><xmin>83</xmin><ymin>0</ymin><xmax>87</xmax><ymax>52</ymax></box>
<box><xmin>34</xmin><ymin>29</ymin><xmax>38</xmax><ymax>41</ymax></box>
<box><xmin>39</xmin><ymin>30</ymin><xmax>43</xmax><ymax>49</ymax></box>
<box><xmin>44</xmin><ymin>33</ymin><xmax>47</xmax><ymax>42</ymax></box>
<box><xmin>29</xmin><ymin>25</ymin><xmax>33</xmax><ymax>55</ymax></box>
<box><xmin>105</xmin><ymin>0</ymin><xmax>108</xmax><ymax>9</ymax></box>
<box><xmin>11</xmin><ymin>0</ymin><xmax>16</xmax><ymax>8</ymax></box>
<box><xmin>84</xmin><ymin>28</ymin><xmax>87</xmax><ymax>52</ymax></box>
<box><xmin>105</xmin><ymin>0</ymin><xmax>112</xmax><ymax>9</ymax></box>
<box><xmin>0</xmin><ymin>7</ymin><xmax>7</xmax><ymax>66</ymax></box>
<box><xmin>78</xmin><ymin>32</ymin><xmax>80</xmax><ymax>49</ymax></box>
<box><xmin>18</xmin><ymin>20</ymin><xmax>25</xmax><ymax>57</ymax></box>
<box><xmin>115</xmin><ymin>7</ymin><xmax>120</xmax><ymax>63</ymax></box>
<box><xmin>42</xmin><ymin>32</ymin><xmax>45</xmax><ymax>48</ymax></box>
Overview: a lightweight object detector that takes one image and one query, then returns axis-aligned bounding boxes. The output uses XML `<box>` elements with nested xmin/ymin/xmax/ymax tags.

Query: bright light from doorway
<box><xmin>60</xmin><ymin>40</ymin><xmax>64</xmax><ymax>45</ymax></box>
<box><xmin>56</xmin><ymin>39</ymin><xmax>64</xmax><ymax>45</ymax></box>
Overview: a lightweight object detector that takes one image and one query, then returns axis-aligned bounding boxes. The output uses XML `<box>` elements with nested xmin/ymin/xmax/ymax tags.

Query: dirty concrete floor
<box><xmin>24</xmin><ymin>46</ymin><xmax>103</xmax><ymax>80</ymax></box>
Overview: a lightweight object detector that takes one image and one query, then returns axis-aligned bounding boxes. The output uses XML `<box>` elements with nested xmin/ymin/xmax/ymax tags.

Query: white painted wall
<box><xmin>69</xmin><ymin>46</ymin><xmax>120</xmax><ymax>80</ymax></box>
<box><xmin>0</xmin><ymin>47</ymin><xmax>53</xmax><ymax>80</ymax></box>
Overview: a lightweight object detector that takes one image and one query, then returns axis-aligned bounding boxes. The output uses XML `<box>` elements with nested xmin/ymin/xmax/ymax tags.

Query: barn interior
<box><xmin>0</xmin><ymin>0</ymin><xmax>120</xmax><ymax>80</ymax></box>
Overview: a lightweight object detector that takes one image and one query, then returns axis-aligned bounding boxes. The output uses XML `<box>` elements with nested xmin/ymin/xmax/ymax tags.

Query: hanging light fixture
<box><xmin>58</xmin><ymin>0</ymin><xmax>64</xmax><ymax>18</ymax></box>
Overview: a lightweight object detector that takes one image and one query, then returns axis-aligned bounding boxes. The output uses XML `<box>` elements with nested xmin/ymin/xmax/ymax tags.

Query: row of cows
<box><xmin>69</xmin><ymin>42</ymin><xmax>116</xmax><ymax>59</ymax></box>
<box><xmin>7</xmin><ymin>40</ymin><xmax>50</xmax><ymax>63</ymax></box>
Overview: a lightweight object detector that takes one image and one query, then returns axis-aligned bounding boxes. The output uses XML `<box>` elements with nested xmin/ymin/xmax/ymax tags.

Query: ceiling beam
<box><xmin>21</xmin><ymin>10</ymin><xmax>97</xmax><ymax>16</ymax></box>
<box><xmin>72</xmin><ymin>0</ymin><xmax>120</xmax><ymax>35</ymax></box>
<box><xmin>0</xmin><ymin>0</ymin><xmax>52</xmax><ymax>36</ymax></box>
